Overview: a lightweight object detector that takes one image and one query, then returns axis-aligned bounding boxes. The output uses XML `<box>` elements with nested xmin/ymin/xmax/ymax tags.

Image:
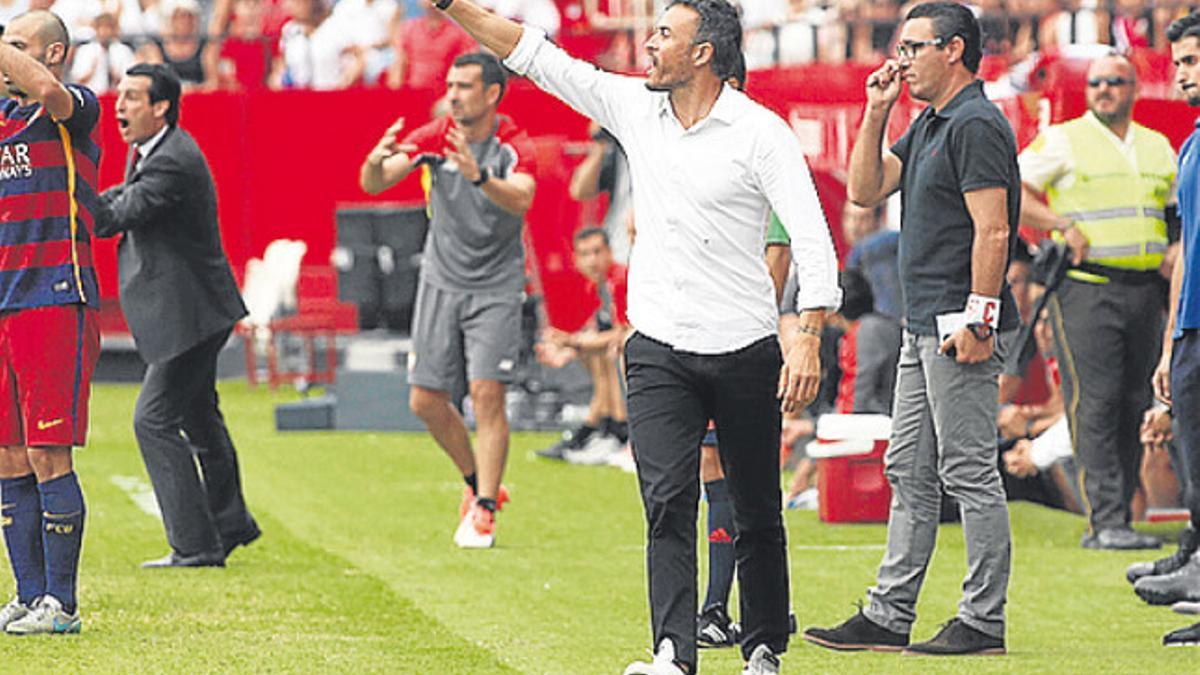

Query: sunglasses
<box><xmin>1087</xmin><ymin>76</ymin><xmax>1131</xmax><ymax>87</ymax></box>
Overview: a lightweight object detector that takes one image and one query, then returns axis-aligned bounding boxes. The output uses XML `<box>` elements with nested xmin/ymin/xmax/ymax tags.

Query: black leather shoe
<box><xmin>222</xmin><ymin>524</ymin><xmax>262</xmax><ymax>558</ymax></box>
<box><xmin>803</xmin><ymin>608</ymin><xmax>909</xmax><ymax>652</ymax></box>
<box><xmin>903</xmin><ymin>618</ymin><xmax>1005</xmax><ymax>656</ymax></box>
<box><xmin>141</xmin><ymin>550</ymin><xmax>226</xmax><ymax>569</ymax></box>
<box><xmin>1135</xmin><ymin>553</ymin><xmax>1200</xmax><ymax>605</ymax></box>
<box><xmin>1164</xmin><ymin>621</ymin><xmax>1200</xmax><ymax>646</ymax></box>
<box><xmin>1129</xmin><ymin>528</ymin><xmax>1199</xmax><ymax>584</ymax></box>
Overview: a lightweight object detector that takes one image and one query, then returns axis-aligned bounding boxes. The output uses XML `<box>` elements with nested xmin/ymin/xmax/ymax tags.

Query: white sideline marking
<box><xmin>792</xmin><ymin>544</ymin><xmax>885</xmax><ymax>552</ymax></box>
<box><xmin>110</xmin><ymin>475</ymin><xmax>161</xmax><ymax>518</ymax></box>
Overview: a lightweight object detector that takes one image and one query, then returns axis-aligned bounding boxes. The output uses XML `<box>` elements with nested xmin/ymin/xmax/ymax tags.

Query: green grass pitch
<box><xmin>0</xmin><ymin>381</ymin><xmax>1195</xmax><ymax>673</ymax></box>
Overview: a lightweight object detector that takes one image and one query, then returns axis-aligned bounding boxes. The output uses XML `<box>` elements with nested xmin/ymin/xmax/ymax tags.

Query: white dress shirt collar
<box><xmin>137</xmin><ymin>124</ymin><xmax>171</xmax><ymax>161</ymax></box>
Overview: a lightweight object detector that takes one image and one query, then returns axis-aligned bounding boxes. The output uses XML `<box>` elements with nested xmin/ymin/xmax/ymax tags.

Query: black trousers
<box><xmin>1048</xmin><ymin>278</ymin><xmax>1163</xmax><ymax>531</ymax></box>
<box><xmin>133</xmin><ymin>327</ymin><xmax>256</xmax><ymax>556</ymax></box>
<box><xmin>625</xmin><ymin>332</ymin><xmax>788</xmax><ymax>668</ymax></box>
<box><xmin>1172</xmin><ymin>330</ymin><xmax>1200</xmax><ymax>526</ymax></box>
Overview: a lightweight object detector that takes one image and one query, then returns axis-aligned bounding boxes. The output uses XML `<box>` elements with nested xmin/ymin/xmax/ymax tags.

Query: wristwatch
<box><xmin>472</xmin><ymin>167</ymin><xmax>491</xmax><ymax>187</ymax></box>
<box><xmin>967</xmin><ymin>322</ymin><xmax>995</xmax><ymax>341</ymax></box>
<box><xmin>435</xmin><ymin>0</ymin><xmax>454</xmax><ymax>9</ymax></box>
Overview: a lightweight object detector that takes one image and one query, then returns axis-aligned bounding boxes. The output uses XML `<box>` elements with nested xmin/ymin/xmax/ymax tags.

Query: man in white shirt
<box><xmin>428</xmin><ymin>1</ymin><xmax>841</xmax><ymax>673</ymax></box>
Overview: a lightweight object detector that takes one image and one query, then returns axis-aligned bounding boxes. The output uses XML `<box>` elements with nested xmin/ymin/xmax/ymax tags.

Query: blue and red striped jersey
<box><xmin>0</xmin><ymin>83</ymin><xmax>101</xmax><ymax>310</ymax></box>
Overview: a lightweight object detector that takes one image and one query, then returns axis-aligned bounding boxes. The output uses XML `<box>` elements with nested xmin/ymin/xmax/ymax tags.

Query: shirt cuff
<box><xmin>795</xmin><ymin>285</ymin><xmax>843</xmax><ymax>313</ymax></box>
<box><xmin>503</xmin><ymin>26</ymin><xmax>548</xmax><ymax>76</ymax></box>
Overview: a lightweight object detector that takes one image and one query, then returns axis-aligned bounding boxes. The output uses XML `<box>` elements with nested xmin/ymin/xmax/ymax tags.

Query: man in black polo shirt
<box><xmin>804</xmin><ymin>2</ymin><xmax>1020</xmax><ymax>656</ymax></box>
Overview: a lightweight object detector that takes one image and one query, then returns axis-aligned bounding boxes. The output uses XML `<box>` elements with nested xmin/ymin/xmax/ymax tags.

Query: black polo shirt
<box><xmin>891</xmin><ymin>80</ymin><xmax>1022</xmax><ymax>336</ymax></box>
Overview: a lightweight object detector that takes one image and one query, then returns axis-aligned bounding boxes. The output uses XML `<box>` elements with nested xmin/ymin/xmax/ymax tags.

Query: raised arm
<box><xmin>359</xmin><ymin>117</ymin><xmax>420</xmax><ymax>195</ymax></box>
<box><xmin>0</xmin><ymin>42</ymin><xmax>75</xmax><ymax>121</ymax></box>
<box><xmin>435</xmin><ymin>0</ymin><xmax>643</xmax><ymax>139</ymax></box>
<box><xmin>847</xmin><ymin>59</ymin><xmax>904</xmax><ymax>206</ymax></box>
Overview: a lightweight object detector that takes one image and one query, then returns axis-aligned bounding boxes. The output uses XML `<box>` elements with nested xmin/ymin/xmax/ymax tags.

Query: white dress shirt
<box><xmin>505</xmin><ymin>28</ymin><xmax>841</xmax><ymax>354</ymax></box>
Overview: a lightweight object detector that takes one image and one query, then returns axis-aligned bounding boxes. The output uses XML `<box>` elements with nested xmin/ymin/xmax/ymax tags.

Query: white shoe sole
<box><xmin>453</xmin><ymin>512</ymin><xmax>495</xmax><ymax>549</ymax></box>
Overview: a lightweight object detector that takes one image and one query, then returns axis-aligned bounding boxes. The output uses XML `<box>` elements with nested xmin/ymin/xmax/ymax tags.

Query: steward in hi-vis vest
<box><xmin>1018</xmin><ymin>53</ymin><xmax>1180</xmax><ymax>551</ymax></box>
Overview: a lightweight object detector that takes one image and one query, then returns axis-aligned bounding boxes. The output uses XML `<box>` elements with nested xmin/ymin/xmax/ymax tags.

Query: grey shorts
<box><xmin>408</xmin><ymin>280</ymin><xmax>522</xmax><ymax>392</ymax></box>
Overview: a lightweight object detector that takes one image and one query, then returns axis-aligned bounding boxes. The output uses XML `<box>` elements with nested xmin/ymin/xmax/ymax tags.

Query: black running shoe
<box><xmin>1164</xmin><ymin>621</ymin><xmax>1200</xmax><ymax>647</ymax></box>
<box><xmin>1129</xmin><ymin>528</ymin><xmax>1199</xmax><ymax>584</ymax></box>
<box><xmin>536</xmin><ymin>426</ymin><xmax>594</xmax><ymax>460</ymax></box>
<box><xmin>697</xmin><ymin>604</ymin><xmax>740</xmax><ymax>649</ymax></box>
<box><xmin>803</xmin><ymin>608</ymin><xmax>909</xmax><ymax>652</ymax></box>
<box><xmin>903</xmin><ymin>618</ymin><xmax>1005</xmax><ymax>656</ymax></box>
<box><xmin>1135</xmin><ymin>553</ymin><xmax>1200</xmax><ymax>606</ymax></box>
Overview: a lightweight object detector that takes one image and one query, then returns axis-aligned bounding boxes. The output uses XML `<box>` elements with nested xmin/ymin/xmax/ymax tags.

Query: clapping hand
<box><xmin>367</xmin><ymin>116</ymin><xmax>417</xmax><ymax>167</ymax></box>
<box><xmin>444</xmin><ymin>126</ymin><xmax>482</xmax><ymax>183</ymax></box>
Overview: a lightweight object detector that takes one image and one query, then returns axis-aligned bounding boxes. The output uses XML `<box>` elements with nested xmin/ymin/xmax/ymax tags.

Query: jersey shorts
<box><xmin>408</xmin><ymin>278</ymin><xmax>522</xmax><ymax>391</ymax></box>
<box><xmin>0</xmin><ymin>304</ymin><xmax>100</xmax><ymax>447</ymax></box>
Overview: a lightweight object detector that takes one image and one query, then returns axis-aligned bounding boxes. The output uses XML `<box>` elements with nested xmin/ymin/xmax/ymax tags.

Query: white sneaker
<box><xmin>0</xmin><ymin>597</ymin><xmax>30</xmax><ymax>630</ymax></box>
<box><xmin>5</xmin><ymin>595</ymin><xmax>80</xmax><ymax>635</ymax></box>
<box><xmin>565</xmin><ymin>433</ymin><xmax>622</xmax><ymax>466</ymax></box>
<box><xmin>453</xmin><ymin>502</ymin><xmax>496</xmax><ymax>549</ymax></box>
<box><xmin>607</xmin><ymin>443</ymin><xmax>637</xmax><ymax>473</ymax></box>
<box><xmin>785</xmin><ymin>488</ymin><xmax>818</xmax><ymax>510</ymax></box>
<box><xmin>742</xmin><ymin>644</ymin><xmax>781</xmax><ymax>674</ymax></box>
<box><xmin>623</xmin><ymin>638</ymin><xmax>687</xmax><ymax>675</ymax></box>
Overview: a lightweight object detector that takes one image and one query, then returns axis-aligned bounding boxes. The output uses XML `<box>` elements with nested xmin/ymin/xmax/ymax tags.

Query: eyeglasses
<box><xmin>1087</xmin><ymin>76</ymin><xmax>1131</xmax><ymax>87</ymax></box>
<box><xmin>895</xmin><ymin>37</ymin><xmax>945</xmax><ymax>60</ymax></box>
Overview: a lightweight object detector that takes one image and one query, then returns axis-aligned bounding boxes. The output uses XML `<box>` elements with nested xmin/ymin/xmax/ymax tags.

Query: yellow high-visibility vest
<box><xmin>1047</xmin><ymin>116</ymin><xmax>1176</xmax><ymax>280</ymax></box>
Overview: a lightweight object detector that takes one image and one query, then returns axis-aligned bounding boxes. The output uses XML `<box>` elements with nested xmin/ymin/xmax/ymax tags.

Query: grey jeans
<box><xmin>864</xmin><ymin>331</ymin><xmax>1011</xmax><ymax>639</ymax></box>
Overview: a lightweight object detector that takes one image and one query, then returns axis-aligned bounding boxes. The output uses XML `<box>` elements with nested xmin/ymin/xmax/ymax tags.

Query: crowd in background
<box><xmin>29</xmin><ymin>0</ymin><xmax>1200</xmax><ymax>94</ymax></box>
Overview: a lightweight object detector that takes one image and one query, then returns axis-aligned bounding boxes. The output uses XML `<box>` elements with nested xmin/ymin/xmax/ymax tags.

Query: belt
<box><xmin>1069</xmin><ymin>262</ymin><xmax>1162</xmax><ymax>285</ymax></box>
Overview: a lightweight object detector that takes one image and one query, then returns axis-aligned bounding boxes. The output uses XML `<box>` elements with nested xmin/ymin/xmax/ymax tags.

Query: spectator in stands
<box><xmin>1018</xmin><ymin>52</ymin><xmax>1178</xmax><ymax>550</ymax></box>
<box><xmin>1112</xmin><ymin>0</ymin><xmax>1154</xmax><ymax>50</ymax></box>
<box><xmin>534</xmin><ymin>228</ymin><xmax>630</xmax><ymax>465</ymax></box>
<box><xmin>568</xmin><ymin>121</ymin><xmax>632</xmax><ymax>263</ymax></box>
<box><xmin>381</xmin><ymin>6</ymin><xmax>476</xmax><ymax>89</ymax></box>
<box><xmin>50</xmin><ymin>0</ymin><xmax>102</xmax><ymax>42</ymax></box>
<box><xmin>1036</xmin><ymin>0</ymin><xmax>1110</xmax><ymax>50</ymax></box>
<box><xmin>330</xmin><ymin>0</ymin><xmax>400</xmax><ymax>84</ymax></box>
<box><xmin>138</xmin><ymin>0</ymin><xmax>217</xmax><ymax>89</ymax></box>
<box><xmin>208</xmin><ymin>0</ymin><xmax>289</xmax><ymax>41</ymax></box>
<box><xmin>0</xmin><ymin>0</ymin><xmax>30</xmax><ymax>25</ymax></box>
<box><xmin>120</xmin><ymin>0</ymin><xmax>164</xmax><ymax>43</ymax></box>
<box><xmin>215</xmin><ymin>0</ymin><xmax>277</xmax><ymax>91</ymax></box>
<box><xmin>478</xmin><ymin>0</ymin><xmax>560</xmax><ymax>37</ymax></box>
<box><xmin>69</xmin><ymin>11</ymin><xmax>135</xmax><ymax>93</ymax></box>
<box><xmin>270</xmin><ymin>0</ymin><xmax>363</xmax><ymax>89</ymax></box>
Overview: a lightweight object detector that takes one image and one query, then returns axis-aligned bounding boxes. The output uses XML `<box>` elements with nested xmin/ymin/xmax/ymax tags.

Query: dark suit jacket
<box><xmin>95</xmin><ymin>126</ymin><xmax>247</xmax><ymax>365</ymax></box>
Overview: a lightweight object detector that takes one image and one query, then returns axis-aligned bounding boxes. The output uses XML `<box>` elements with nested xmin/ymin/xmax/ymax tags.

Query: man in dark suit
<box><xmin>95</xmin><ymin>63</ymin><xmax>259</xmax><ymax>568</ymax></box>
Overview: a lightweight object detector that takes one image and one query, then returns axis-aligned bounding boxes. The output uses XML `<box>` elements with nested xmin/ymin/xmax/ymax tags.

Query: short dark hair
<box><xmin>725</xmin><ymin>49</ymin><xmax>747</xmax><ymax>90</ymax></box>
<box><xmin>124</xmin><ymin>62</ymin><xmax>182</xmax><ymax>125</ymax></box>
<box><xmin>573</xmin><ymin>226</ymin><xmax>609</xmax><ymax>247</ymax></box>
<box><xmin>452</xmin><ymin>52</ymin><xmax>508</xmax><ymax>100</ymax></box>
<box><xmin>905</xmin><ymin>1</ymin><xmax>983</xmax><ymax>74</ymax></box>
<box><xmin>1168</xmin><ymin>11</ymin><xmax>1200</xmax><ymax>43</ymax></box>
<box><xmin>667</xmin><ymin>0</ymin><xmax>743</xmax><ymax>82</ymax></box>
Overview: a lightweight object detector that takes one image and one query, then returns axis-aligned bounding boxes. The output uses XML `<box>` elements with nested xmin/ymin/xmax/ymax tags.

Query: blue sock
<box><xmin>1</xmin><ymin>474</ymin><xmax>46</xmax><ymax>605</ymax></box>
<box><xmin>38</xmin><ymin>473</ymin><xmax>85</xmax><ymax>614</ymax></box>
<box><xmin>703</xmin><ymin>478</ymin><xmax>737</xmax><ymax>612</ymax></box>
